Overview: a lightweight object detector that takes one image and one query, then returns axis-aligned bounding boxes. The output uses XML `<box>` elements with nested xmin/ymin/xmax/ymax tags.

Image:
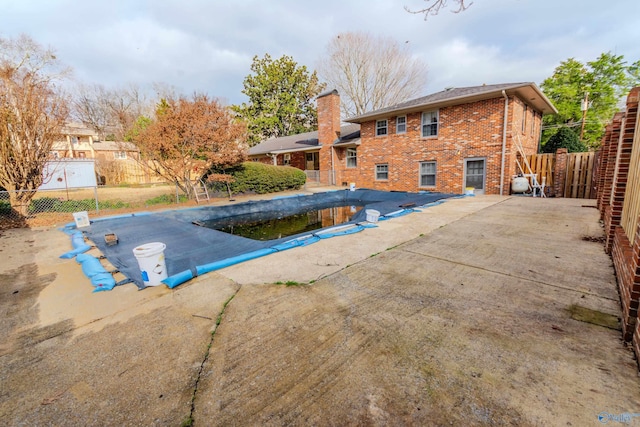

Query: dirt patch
<box><xmin>582</xmin><ymin>235</ymin><xmax>606</xmax><ymax>243</ymax></box>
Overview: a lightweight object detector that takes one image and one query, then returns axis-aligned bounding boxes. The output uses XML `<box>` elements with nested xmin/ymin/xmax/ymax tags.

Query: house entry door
<box><xmin>464</xmin><ymin>158</ymin><xmax>485</xmax><ymax>195</ymax></box>
<box><xmin>305</xmin><ymin>152</ymin><xmax>319</xmax><ymax>170</ymax></box>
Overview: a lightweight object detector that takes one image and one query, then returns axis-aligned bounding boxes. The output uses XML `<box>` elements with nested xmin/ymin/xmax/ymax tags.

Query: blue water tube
<box><xmin>419</xmin><ymin>200</ymin><xmax>445</xmax><ymax>208</ymax></box>
<box><xmin>59</xmin><ymin>231</ymin><xmax>92</xmax><ymax>259</ymax></box>
<box><xmin>76</xmin><ymin>253</ymin><xmax>116</xmax><ymax>292</ymax></box>
<box><xmin>315</xmin><ymin>224</ymin><xmax>365</xmax><ymax>239</ymax></box>
<box><xmin>272</xmin><ymin>234</ymin><xmax>321</xmax><ymax>251</ymax></box>
<box><xmin>163</xmin><ymin>269</ymin><xmax>195</xmax><ymax>289</ymax></box>
<box><xmin>379</xmin><ymin>208</ymin><xmax>414</xmax><ymax>221</ymax></box>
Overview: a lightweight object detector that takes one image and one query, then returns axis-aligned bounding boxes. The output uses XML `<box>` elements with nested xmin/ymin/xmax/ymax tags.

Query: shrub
<box><xmin>210</xmin><ymin>162</ymin><xmax>306</xmax><ymax>195</ymax></box>
<box><xmin>145</xmin><ymin>194</ymin><xmax>189</xmax><ymax>205</ymax></box>
<box><xmin>0</xmin><ymin>200</ymin><xmax>12</xmax><ymax>216</ymax></box>
<box><xmin>27</xmin><ymin>197</ymin><xmax>130</xmax><ymax>213</ymax></box>
<box><xmin>542</xmin><ymin>127</ymin><xmax>587</xmax><ymax>153</ymax></box>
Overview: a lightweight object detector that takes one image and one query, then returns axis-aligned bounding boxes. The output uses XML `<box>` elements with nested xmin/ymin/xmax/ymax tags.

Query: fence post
<box><xmin>94</xmin><ymin>186</ymin><xmax>99</xmax><ymax>213</ymax></box>
<box><xmin>553</xmin><ymin>148</ymin><xmax>568</xmax><ymax>198</ymax></box>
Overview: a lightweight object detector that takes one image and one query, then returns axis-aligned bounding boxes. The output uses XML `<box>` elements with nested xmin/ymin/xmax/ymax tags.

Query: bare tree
<box><xmin>317</xmin><ymin>32</ymin><xmax>428</xmax><ymax>118</ymax></box>
<box><xmin>73</xmin><ymin>83</ymin><xmax>112</xmax><ymax>139</ymax></box>
<box><xmin>404</xmin><ymin>0</ymin><xmax>472</xmax><ymax>20</ymax></box>
<box><xmin>0</xmin><ymin>34</ymin><xmax>70</xmax><ymax>216</ymax></box>
<box><xmin>132</xmin><ymin>95</ymin><xmax>248</xmax><ymax>197</ymax></box>
<box><xmin>73</xmin><ymin>83</ymin><xmax>151</xmax><ymax>140</ymax></box>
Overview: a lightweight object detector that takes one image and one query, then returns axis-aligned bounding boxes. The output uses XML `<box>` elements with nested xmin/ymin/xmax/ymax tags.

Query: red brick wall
<box><xmin>334</xmin><ymin>96</ymin><xmax>541</xmax><ymax>194</ymax></box>
<box><xmin>596</xmin><ymin>88</ymin><xmax>640</xmax><ymax>352</ymax></box>
<box><xmin>317</xmin><ymin>90</ymin><xmax>341</xmax><ymax>183</ymax></box>
<box><xmin>252</xmin><ymin>152</ymin><xmax>307</xmax><ymax>170</ymax></box>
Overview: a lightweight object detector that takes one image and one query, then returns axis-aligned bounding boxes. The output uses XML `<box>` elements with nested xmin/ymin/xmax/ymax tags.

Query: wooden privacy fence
<box><xmin>524</xmin><ymin>153</ymin><xmax>555</xmax><ymax>192</ymax></box>
<box><xmin>564</xmin><ymin>152</ymin><xmax>596</xmax><ymax>199</ymax></box>
<box><xmin>620</xmin><ymin>111</ymin><xmax>640</xmax><ymax>241</ymax></box>
<box><xmin>517</xmin><ymin>151</ymin><xmax>596</xmax><ymax>199</ymax></box>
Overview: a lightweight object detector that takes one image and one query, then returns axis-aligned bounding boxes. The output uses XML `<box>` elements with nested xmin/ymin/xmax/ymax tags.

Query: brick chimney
<box><xmin>316</xmin><ymin>89</ymin><xmax>340</xmax><ymax>183</ymax></box>
<box><xmin>317</xmin><ymin>89</ymin><xmax>341</xmax><ymax>144</ymax></box>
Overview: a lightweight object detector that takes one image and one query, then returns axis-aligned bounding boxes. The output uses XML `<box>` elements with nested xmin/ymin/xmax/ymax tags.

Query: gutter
<box><xmin>500</xmin><ymin>90</ymin><xmax>509</xmax><ymax>196</ymax></box>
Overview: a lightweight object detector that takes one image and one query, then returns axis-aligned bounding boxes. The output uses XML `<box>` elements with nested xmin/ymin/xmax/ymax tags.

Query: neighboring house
<box><xmin>249</xmin><ymin>83</ymin><xmax>557</xmax><ymax>195</ymax></box>
<box><xmin>51</xmin><ymin>123</ymin><xmax>161</xmax><ymax>185</ymax></box>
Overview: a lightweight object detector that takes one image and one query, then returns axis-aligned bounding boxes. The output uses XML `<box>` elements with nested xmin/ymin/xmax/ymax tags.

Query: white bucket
<box><xmin>133</xmin><ymin>242</ymin><xmax>168</xmax><ymax>287</ymax></box>
<box><xmin>365</xmin><ymin>209</ymin><xmax>380</xmax><ymax>223</ymax></box>
<box><xmin>73</xmin><ymin>211</ymin><xmax>90</xmax><ymax>228</ymax></box>
<box><xmin>349</xmin><ymin>183</ymin><xmax>356</xmax><ymax>191</ymax></box>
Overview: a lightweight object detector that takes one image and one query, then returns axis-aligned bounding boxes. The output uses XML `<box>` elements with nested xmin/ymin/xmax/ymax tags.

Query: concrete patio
<box><xmin>1</xmin><ymin>194</ymin><xmax>638</xmax><ymax>426</ymax></box>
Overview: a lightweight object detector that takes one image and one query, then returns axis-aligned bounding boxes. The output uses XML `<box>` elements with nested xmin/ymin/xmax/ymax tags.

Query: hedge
<box><xmin>208</xmin><ymin>162</ymin><xmax>306</xmax><ymax>195</ymax></box>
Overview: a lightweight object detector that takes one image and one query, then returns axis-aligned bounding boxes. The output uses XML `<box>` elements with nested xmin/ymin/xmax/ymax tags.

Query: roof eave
<box><xmin>345</xmin><ymin>83</ymin><xmax>557</xmax><ymax>123</ymax></box>
<box><xmin>249</xmin><ymin>145</ymin><xmax>322</xmax><ymax>156</ymax></box>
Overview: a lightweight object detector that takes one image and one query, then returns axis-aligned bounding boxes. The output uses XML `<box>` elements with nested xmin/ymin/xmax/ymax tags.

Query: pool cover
<box><xmin>78</xmin><ymin>189</ymin><xmax>455</xmax><ymax>289</ymax></box>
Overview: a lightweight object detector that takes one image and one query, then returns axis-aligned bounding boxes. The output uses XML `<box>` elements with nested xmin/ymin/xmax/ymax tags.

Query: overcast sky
<box><xmin>1</xmin><ymin>0</ymin><xmax>639</xmax><ymax>107</ymax></box>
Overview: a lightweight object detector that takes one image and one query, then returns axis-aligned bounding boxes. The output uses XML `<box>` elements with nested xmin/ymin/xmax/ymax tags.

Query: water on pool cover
<box><xmin>205</xmin><ymin>205</ymin><xmax>363</xmax><ymax>241</ymax></box>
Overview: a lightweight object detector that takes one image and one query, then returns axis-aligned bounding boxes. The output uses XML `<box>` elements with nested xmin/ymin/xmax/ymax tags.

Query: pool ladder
<box><xmin>192</xmin><ymin>180</ymin><xmax>210</xmax><ymax>204</ymax></box>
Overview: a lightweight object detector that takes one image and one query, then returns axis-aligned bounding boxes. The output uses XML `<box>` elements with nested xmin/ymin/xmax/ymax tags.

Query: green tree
<box><xmin>542</xmin><ymin>127</ymin><xmax>586</xmax><ymax>153</ymax></box>
<box><xmin>233</xmin><ymin>54</ymin><xmax>325</xmax><ymax>146</ymax></box>
<box><xmin>541</xmin><ymin>52</ymin><xmax>639</xmax><ymax>149</ymax></box>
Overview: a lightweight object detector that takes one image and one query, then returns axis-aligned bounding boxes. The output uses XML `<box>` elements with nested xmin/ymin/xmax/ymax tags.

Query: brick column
<box><xmin>595</xmin><ymin>126</ymin><xmax>611</xmax><ymax>212</ymax></box>
<box><xmin>553</xmin><ymin>148</ymin><xmax>567</xmax><ymax>197</ymax></box>
<box><xmin>602</xmin><ymin>114</ymin><xmax>625</xmax><ymax>253</ymax></box>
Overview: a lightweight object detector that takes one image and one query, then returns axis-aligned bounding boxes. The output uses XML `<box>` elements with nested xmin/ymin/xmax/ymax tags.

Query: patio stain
<box><xmin>568</xmin><ymin>304</ymin><xmax>621</xmax><ymax>330</ymax></box>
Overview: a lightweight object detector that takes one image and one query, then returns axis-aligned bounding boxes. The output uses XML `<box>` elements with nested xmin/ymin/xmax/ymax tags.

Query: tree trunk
<box><xmin>8</xmin><ymin>190</ymin><xmax>34</xmax><ymax>217</ymax></box>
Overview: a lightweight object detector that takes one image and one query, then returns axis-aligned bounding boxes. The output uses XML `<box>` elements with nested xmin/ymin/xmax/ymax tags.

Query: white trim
<box><xmin>396</xmin><ymin>115</ymin><xmax>407</xmax><ymax>134</ymax></box>
<box><xmin>376</xmin><ymin>119</ymin><xmax>388</xmax><ymax>137</ymax></box>
<box><xmin>418</xmin><ymin>161</ymin><xmax>436</xmax><ymax>188</ymax></box>
<box><xmin>421</xmin><ymin>110</ymin><xmax>439</xmax><ymax>138</ymax></box>
<box><xmin>346</xmin><ymin>147</ymin><xmax>357</xmax><ymax>168</ymax></box>
<box><xmin>375</xmin><ymin>163</ymin><xmax>389</xmax><ymax>181</ymax></box>
<box><xmin>464</xmin><ymin>157</ymin><xmax>486</xmax><ymax>195</ymax></box>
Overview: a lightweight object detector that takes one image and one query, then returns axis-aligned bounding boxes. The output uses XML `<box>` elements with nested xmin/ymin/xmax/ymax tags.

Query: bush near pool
<box><xmin>211</xmin><ymin>162</ymin><xmax>307</xmax><ymax>195</ymax></box>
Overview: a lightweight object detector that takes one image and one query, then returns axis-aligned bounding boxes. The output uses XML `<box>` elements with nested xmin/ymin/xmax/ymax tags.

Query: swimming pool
<box><xmin>79</xmin><ymin>189</ymin><xmax>455</xmax><ymax>289</ymax></box>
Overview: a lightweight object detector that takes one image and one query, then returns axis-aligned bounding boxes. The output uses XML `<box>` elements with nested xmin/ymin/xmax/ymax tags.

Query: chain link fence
<box><xmin>0</xmin><ymin>184</ymin><xmax>189</xmax><ymax>230</ymax></box>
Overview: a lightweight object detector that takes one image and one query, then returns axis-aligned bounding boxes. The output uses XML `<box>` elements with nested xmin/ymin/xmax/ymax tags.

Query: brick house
<box><xmin>249</xmin><ymin>83</ymin><xmax>557</xmax><ymax>195</ymax></box>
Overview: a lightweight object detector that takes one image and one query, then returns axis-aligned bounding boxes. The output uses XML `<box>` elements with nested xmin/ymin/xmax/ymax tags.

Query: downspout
<box><xmin>500</xmin><ymin>90</ymin><xmax>509</xmax><ymax>196</ymax></box>
<box><xmin>330</xmin><ymin>145</ymin><xmax>335</xmax><ymax>185</ymax></box>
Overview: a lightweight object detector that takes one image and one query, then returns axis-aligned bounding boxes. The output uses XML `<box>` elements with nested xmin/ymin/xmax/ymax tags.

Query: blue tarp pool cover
<box><xmin>78</xmin><ymin>189</ymin><xmax>455</xmax><ymax>289</ymax></box>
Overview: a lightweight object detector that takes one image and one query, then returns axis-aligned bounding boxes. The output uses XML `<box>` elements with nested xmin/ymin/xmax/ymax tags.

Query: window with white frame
<box><xmin>114</xmin><ymin>151</ymin><xmax>127</xmax><ymax>160</ymax></box>
<box><xmin>346</xmin><ymin>148</ymin><xmax>357</xmax><ymax>168</ymax></box>
<box><xmin>375</xmin><ymin>164</ymin><xmax>388</xmax><ymax>180</ymax></box>
<box><xmin>283</xmin><ymin>153</ymin><xmax>291</xmax><ymax>165</ymax></box>
<box><xmin>419</xmin><ymin>161</ymin><xmax>436</xmax><ymax>187</ymax></box>
<box><xmin>396</xmin><ymin>116</ymin><xmax>406</xmax><ymax>134</ymax></box>
<box><xmin>531</xmin><ymin>111</ymin><xmax>536</xmax><ymax>135</ymax></box>
<box><xmin>376</xmin><ymin>119</ymin><xmax>388</xmax><ymax>136</ymax></box>
<box><xmin>522</xmin><ymin>104</ymin><xmax>528</xmax><ymax>133</ymax></box>
<box><xmin>421</xmin><ymin>111</ymin><xmax>438</xmax><ymax>137</ymax></box>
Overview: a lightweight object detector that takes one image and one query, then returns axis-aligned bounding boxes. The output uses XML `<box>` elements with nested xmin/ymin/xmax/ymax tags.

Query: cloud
<box><xmin>1</xmin><ymin>0</ymin><xmax>639</xmax><ymax>107</ymax></box>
